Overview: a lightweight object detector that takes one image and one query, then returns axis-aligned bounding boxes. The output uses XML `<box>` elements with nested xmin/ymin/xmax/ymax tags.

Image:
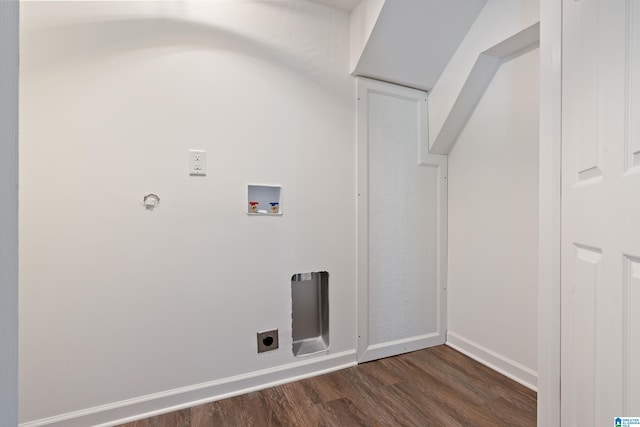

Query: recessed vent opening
<box><xmin>291</xmin><ymin>271</ymin><xmax>329</xmax><ymax>357</ymax></box>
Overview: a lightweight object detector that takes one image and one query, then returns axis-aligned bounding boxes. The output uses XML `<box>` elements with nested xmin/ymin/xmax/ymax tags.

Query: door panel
<box><xmin>628</xmin><ymin>2</ymin><xmax>640</xmax><ymax>173</ymax></box>
<box><xmin>562</xmin><ymin>0</ymin><xmax>640</xmax><ymax>424</ymax></box>
<box><xmin>357</xmin><ymin>78</ymin><xmax>447</xmax><ymax>363</ymax></box>
<box><xmin>572</xmin><ymin>244</ymin><xmax>601</xmax><ymax>426</ymax></box>
<box><xmin>626</xmin><ymin>255</ymin><xmax>640</xmax><ymax>414</ymax></box>
<box><xmin>568</xmin><ymin>0</ymin><xmax>601</xmax><ymax>183</ymax></box>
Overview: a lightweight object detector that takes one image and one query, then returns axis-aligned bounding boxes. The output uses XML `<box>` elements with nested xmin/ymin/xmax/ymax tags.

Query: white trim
<box><xmin>19</xmin><ymin>351</ymin><xmax>357</xmax><ymax>427</ymax></box>
<box><xmin>429</xmin><ymin>22</ymin><xmax>541</xmax><ymax>155</ymax></box>
<box><xmin>358</xmin><ymin>334</ymin><xmax>445</xmax><ymax>364</ymax></box>
<box><xmin>356</xmin><ymin>77</ymin><xmax>371</xmax><ymax>362</ymax></box>
<box><xmin>537</xmin><ymin>0</ymin><xmax>562</xmax><ymax>425</ymax></box>
<box><xmin>446</xmin><ymin>332</ymin><xmax>538</xmax><ymax>391</ymax></box>
<box><xmin>0</xmin><ymin>2</ymin><xmax>20</xmax><ymax>426</ymax></box>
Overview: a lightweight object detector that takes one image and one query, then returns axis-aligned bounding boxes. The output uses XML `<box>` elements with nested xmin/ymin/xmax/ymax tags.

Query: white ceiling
<box><xmin>309</xmin><ymin>0</ymin><xmax>361</xmax><ymax>12</ymax></box>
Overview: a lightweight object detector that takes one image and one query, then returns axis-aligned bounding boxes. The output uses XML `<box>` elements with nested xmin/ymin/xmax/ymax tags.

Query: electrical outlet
<box><xmin>257</xmin><ymin>329</ymin><xmax>279</xmax><ymax>353</ymax></box>
<box><xmin>189</xmin><ymin>149</ymin><xmax>206</xmax><ymax>176</ymax></box>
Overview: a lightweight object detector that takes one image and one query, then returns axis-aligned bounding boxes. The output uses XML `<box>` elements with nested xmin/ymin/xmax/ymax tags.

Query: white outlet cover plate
<box><xmin>189</xmin><ymin>149</ymin><xmax>206</xmax><ymax>176</ymax></box>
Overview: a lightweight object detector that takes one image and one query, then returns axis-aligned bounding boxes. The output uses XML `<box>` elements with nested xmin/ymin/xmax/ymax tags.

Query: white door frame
<box><xmin>0</xmin><ymin>1</ymin><xmax>20</xmax><ymax>425</ymax></box>
<box><xmin>538</xmin><ymin>0</ymin><xmax>562</xmax><ymax>425</ymax></box>
<box><xmin>356</xmin><ymin>77</ymin><xmax>448</xmax><ymax>363</ymax></box>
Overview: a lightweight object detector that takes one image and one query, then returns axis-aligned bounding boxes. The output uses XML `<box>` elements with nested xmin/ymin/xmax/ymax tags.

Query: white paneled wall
<box><xmin>357</xmin><ymin>78</ymin><xmax>447</xmax><ymax>363</ymax></box>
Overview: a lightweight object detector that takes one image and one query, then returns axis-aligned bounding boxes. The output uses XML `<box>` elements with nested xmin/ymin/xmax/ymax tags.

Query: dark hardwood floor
<box><xmin>117</xmin><ymin>345</ymin><xmax>536</xmax><ymax>427</ymax></box>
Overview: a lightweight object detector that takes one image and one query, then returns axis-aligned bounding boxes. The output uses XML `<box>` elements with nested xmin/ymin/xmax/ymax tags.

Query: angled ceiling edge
<box><xmin>429</xmin><ymin>22</ymin><xmax>540</xmax><ymax>155</ymax></box>
<box><xmin>351</xmin><ymin>0</ymin><xmax>487</xmax><ymax>91</ymax></box>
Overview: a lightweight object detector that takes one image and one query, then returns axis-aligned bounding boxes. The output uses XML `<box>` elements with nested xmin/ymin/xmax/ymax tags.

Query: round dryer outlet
<box><xmin>257</xmin><ymin>329</ymin><xmax>279</xmax><ymax>353</ymax></box>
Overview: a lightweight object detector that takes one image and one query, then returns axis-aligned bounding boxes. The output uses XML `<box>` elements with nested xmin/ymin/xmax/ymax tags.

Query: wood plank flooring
<box><xmin>117</xmin><ymin>345</ymin><xmax>536</xmax><ymax>427</ymax></box>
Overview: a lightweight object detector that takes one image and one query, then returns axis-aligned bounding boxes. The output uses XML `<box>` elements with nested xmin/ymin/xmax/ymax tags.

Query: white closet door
<box><xmin>357</xmin><ymin>78</ymin><xmax>447</xmax><ymax>363</ymax></box>
<box><xmin>561</xmin><ymin>0</ymin><xmax>640</xmax><ymax>425</ymax></box>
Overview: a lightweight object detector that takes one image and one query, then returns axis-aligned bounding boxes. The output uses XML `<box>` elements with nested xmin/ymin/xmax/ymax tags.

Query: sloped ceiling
<box><xmin>351</xmin><ymin>0</ymin><xmax>487</xmax><ymax>91</ymax></box>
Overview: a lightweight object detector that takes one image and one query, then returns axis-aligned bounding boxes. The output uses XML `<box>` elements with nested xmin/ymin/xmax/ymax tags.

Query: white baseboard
<box><xmin>20</xmin><ymin>350</ymin><xmax>357</xmax><ymax>427</ymax></box>
<box><xmin>358</xmin><ymin>332</ymin><xmax>445</xmax><ymax>363</ymax></box>
<box><xmin>446</xmin><ymin>331</ymin><xmax>537</xmax><ymax>391</ymax></box>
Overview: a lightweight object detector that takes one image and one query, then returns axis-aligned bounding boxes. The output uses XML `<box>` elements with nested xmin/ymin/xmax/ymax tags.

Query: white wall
<box><xmin>446</xmin><ymin>47</ymin><xmax>539</xmax><ymax>389</ymax></box>
<box><xmin>19</xmin><ymin>2</ymin><xmax>356</xmax><ymax>425</ymax></box>
<box><xmin>0</xmin><ymin>1</ymin><xmax>19</xmax><ymax>426</ymax></box>
<box><xmin>429</xmin><ymin>0</ymin><xmax>539</xmax><ymax>152</ymax></box>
